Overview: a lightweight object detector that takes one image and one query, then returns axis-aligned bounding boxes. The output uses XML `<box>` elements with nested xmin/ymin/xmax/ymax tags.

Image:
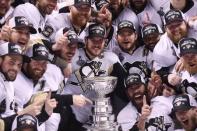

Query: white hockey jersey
<box><xmin>0</xmin><ymin>73</ymin><xmax>16</xmax><ymax>118</ymax></box>
<box><xmin>117</xmin><ymin>96</ymin><xmax>175</xmax><ymax>131</ymax></box>
<box><xmin>63</xmin><ymin>48</ymin><xmax>121</xmax><ymax>123</ymax></box>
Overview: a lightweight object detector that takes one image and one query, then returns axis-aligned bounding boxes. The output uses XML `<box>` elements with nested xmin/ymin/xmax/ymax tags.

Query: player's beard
<box><xmin>0</xmin><ymin>69</ymin><xmax>17</xmax><ymax>81</ymax></box>
<box><xmin>71</xmin><ymin>12</ymin><xmax>90</xmax><ymax>28</ymax></box>
<box><xmin>26</xmin><ymin>64</ymin><xmax>46</xmax><ymax>82</ymax></box>
<box><xmin>168</xmin><ymin>28</ymin><xmax>187</xmax><ymax>44</ymax></box>
<box><xmin>0</xmin><ymin>60</ymin><xmax>17</xmax><ymax>81</ymax></box>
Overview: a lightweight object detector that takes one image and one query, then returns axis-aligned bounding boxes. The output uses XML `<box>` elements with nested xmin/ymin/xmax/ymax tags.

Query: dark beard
<box><xmin>25</xmin><ymin>63</ymin><xmax>45</xmax><ymax>82</ymax></box>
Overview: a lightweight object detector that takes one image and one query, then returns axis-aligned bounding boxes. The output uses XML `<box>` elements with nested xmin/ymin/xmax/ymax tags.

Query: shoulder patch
<box><xmin>42</xmin><ymin>25</ymin><xmax>54</xmax><ymax>38</ymax></box>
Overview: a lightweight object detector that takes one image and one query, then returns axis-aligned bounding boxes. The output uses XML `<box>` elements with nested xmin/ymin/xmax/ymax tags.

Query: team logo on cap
<box><xmin>181</xmin><ymin>40</ymin><xmax>196</xmax><ymax>49</ymax></box>
<box><xmin>166</xmin><ymin>11</ymin><xmax>181</xmax><ymax>19</ymax></box>
<box><xmin>35</xmin><ymin>46</ymin><xmax>48</xmax><ymax>56</ymax></box>
<box><xmin>15</xmin><ymin>17</ymin><xmax>29</xmax><ymax>26</ymax></box>
<box><xmin>10</xmin><ymin>45</ymin><xmax>22</xmax><ymax>54</ymax></box>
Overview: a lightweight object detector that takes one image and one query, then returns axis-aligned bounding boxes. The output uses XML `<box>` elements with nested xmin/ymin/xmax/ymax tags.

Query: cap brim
<box><xmin>118</xmin><ymin>27</ymin><xmax>135</xmax><ymax>34</ymax></box>
<box><xmin>16</xmin><ymin>125</ymin><xmax>37</xmax><ymax>130</ymax></box>
<box><xmin>14</xmin><ymin>26</ymin><xmax>37</xmax><ymax>34</ymax></box>
<box><xmin>29</xmin><ymin>26</ymin><xmax>37</xmax><ymax>34</ymax></box>
<box><xmin>126</xmin><ymin>82</ymin><xmax>144</xmax><ymax>88</ymax></box>
<box><xmin>165</xmin><ymin>19</ymin><xmax>184</xmax><ymax>25</ymax></box>
<box><xmin>180</xmin><ymin>49</ymin><xmax>197</xmax><ymax>56</ymax></box>
<box><xmin>70</xmin><ymin>38</ymin><xmax>82</xmax><ymax>44</ymax></box>
<box><xmin>173</xmin><ymin>106</ymin><xmax>192</xmax><ymax>112</ymax></box>
<box><xmin>74</xmin><ymin>2</ymin><xmax>91</xmax><ymax>7</ymax></box>
<box><xmin>32</xmin><ymin>56</ymin><xmax>49</xmax><ymax>61</ymax></box>
<box><xmin>88</xmin><ymin>34</ymin><xmax>105</xmax><ymax>38</ymax></box>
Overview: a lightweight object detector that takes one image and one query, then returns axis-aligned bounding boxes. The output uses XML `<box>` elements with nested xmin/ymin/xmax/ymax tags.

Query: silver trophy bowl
<box><xmin>83</xmin><ymin>76</ymin><xmax>119</xmax><ymax>131</ymax></box>
<box><xmin>84</xmin><ymin>76</ymin><xmax>117</xmax><ymax>98</ymax></box>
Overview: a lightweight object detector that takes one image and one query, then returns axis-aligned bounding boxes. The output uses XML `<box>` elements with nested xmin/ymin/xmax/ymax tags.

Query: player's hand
<box><xmin>44</xmin><ymin>90</ymin><xmax>57</xmax><ymax>116</ymax></box>
<box><xmin>137</xmin><ymin>95</ymin><xmax>151</xmax><ymax>130</ymax></box>
<box><xmin>0</xmin><ymin>24</ymin><xmax>11</xmax><ymax>41</ymax></box>
<box><xmin>73</xmin><ymin>94</ymin><xmax>92</xmax><ymax>107</ymax></box>
<box><xmin>141</xmin><ymin>95</ymin><xmax>151</xmax><ymax>120</ymax></box>
<box><xmin>18</xmin><ymin>101</ymin><xmax>43</xmax><ymax>116</ymax></box>
<box><xmin>174</xmin><ymin>57</ymin><xmax>185</xmax><ymax>73</ymax></box>
<box><xmin>168</xmin><ymin>73</ymin><xmax>182</xmax><ymax>86</ymax></box>
<box><xmin>97</xmin><ymin>4</ymin><xmax>111</xmax><ymax>24</ymax></box>
<box><xmin>52</xmin><ymin>32</ymin><xmax>68</xmax><ymax>51</ymax></box>
<box><xmin>147</xmin><ymin>69</ymin><xmax>162</xmax><ymax>98</ymax></box>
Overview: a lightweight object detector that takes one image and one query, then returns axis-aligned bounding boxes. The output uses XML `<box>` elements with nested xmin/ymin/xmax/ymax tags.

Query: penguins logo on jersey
<box><xmin>42</xmin><ymin>25</ymin><xmax>54</xmax><ymax>37</ymax></box>
<box><xmin>75</xmin><ymin>61</ymin><xmax>106</xmax><ymax>91</ymax></box>
<box><xmin>0</xmin><ymin>99</ymin><xmax>6</xmax><ymax>114</ymax></box>
<box><xmin>180</xmin><ymin>79</ymin><xmax>197</xmax><ymax>97</ymax></box>
<box><xmin>146</xmin><ymin>116</ymin><xmax>172</xmax><ymax>131</ymax></box>
<box><xmin>124</xmin><ymin>61</ymin><xmax>150</xmax><ymax>82</ymax></box>
<box><xmin>10</xmin><ymin>100</ymin><xmax>18</xmax><ymax>113</ymax></box>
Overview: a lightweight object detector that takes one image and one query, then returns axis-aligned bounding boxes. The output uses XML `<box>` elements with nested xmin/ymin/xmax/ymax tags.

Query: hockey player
<box><xmin>13</xmin><ymin>0</ymin><xmax>57</xmax><ymax>33</ymax></box>
<box><xmin>63</xmin><ymin>23</ymin><xmax>127</xmax><ymax>123</ymax></box>
<box><xmin>13</xmin><ymin>43</ymin><xmax>88</xmax><ymax>131</ymax></box>
<box><xmin>172</xmin><ymin>94</ymin><xmax>197</xmax><ymax>131</ymax></box>
<box><xmin>0</xmin><ymin>42</ymin><xmax>53</xmax><ymax>131</ymax></box>
<box><xmin>0</xmin><ymin>16</ymin><xmax>37</xmax><ymax>50</ymax></box>
<box><xmin>117</xmin><ymin>73</ymin><xmax>175</xmax><ymax>131</ymax></box>
<box><xmin>112</xmin><ymin>20</ymin><xmax>152</xmax><ymax>76</ymax></box>
<box><xmin>44</xmin><ymin>0</ymin><xmax>92</xmax><ymax>42</ymax></box>
<box><xmin>153</xmin><ymin>9</ymin><xmax>190</xmax><ymax>73</ymax></box>
<box><xmin>166</xmin><ymin>38</ymin><xmax>197</xmax><ymax>99</ymax></box>
<box><xmin>0</xmin><ymin>0</ymin><xmax>13</xmax><ymax>29</ymax></box>
<box><xmin>129</xmin><ymin>0</ymin><xmax>163</xmax><ymax>28</ymax></box>
<box><xmin>107</xmin><ymin>0</ymin><xmax>139</xmax><ymax>32</ymax></box>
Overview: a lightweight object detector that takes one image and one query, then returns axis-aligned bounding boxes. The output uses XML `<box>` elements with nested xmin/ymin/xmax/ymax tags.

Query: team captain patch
<box><xmin>42</xmin><ymin>25</ymin><xmax>54</xmax><ymax>37</ymax></box>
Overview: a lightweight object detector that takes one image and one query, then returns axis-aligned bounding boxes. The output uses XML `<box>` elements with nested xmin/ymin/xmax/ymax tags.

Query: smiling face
<box><xmin>116</xmin><ymin>28</ymin><xmax>138</xmax><ymax>53</ymax></box>
<box><xmin>85</xmin><ymin>36</ymin><xmax>105</xmax><ymax>59</ymax></box>
<box><xmin>26</xmin><ymin>59</ymin><xmax>47</xmax><ymax>81</ymax></box>
<box><xmin>165</xmin><ymin>21</ymin><xmax>188</xmax><ymax>44</ymax></box>
<box><xmin>127</xmin><ymin>83</ymin><xmax>146</xmax><ymax>109</ymax></box>
<box><xmin>70</xmin><ymin>4</ymin><xmax>91</xmax><ymax>27</ymax></box>
<box><xmin>10</xmin><ymin>27</ymin><xmax>30</xmax><ymax>51</ymax></box>
<box><xmin>60</xmin><ymin>43</ymin><xmax>78</xmax><ymax>63</ymax></box>
<box><xmin>175</xmin><ymin>108</ymin><xmax>197</xmax><ymax>131</ymax></box>
<box><xmin>182</xmin><ymin>53</ymin><xmax>197</xmax><ymax>74</ymax></box>
<box><xmin>36</xmin><ymin>0</ymin><xmax>57</xmax><ymax>15</ymax></box>
<box><xmin>0</xmin><ymin>55</ymin><xmax>23</xmax><ymax>81</ymax></box>
<box><xmin>143</xmin><ymin>33</ymin><xmax>160</xmax><ymax>51</ymax></box>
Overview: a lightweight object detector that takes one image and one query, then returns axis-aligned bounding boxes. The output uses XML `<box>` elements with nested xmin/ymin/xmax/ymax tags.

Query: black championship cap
<box><xmin>87</xmin><ymin>23</ymin><xmax>106</xmax><ymax>38</ymax></box>
<box><xmin>74</xmin><ymin>0</ymin><xmax>91</xmax><ymax>7</ymax></box>
<box><xmin>95</xmin><ymin>0</ymin><xmax>109</xmax><ymax>10</ymax></box>
<box><xmin>0</xmin><ymin>42</ymin><xmax>23</xmax><ymax>57</ymax></box>
<box><xmin>26</xmin><ymin>44</ymin><xmax>49</xmax><ymax>61</ymax></box>
<box><xmin>16</xmin><ymin>114</ymin><xmax>38</xmax><ymax>131</ymax></box>
<box><xmin>173</xmin><ymin>94</ymin><xmax>197</xmax><ymax>112</ymax></box>
<box><xmin>9</xmin><ymin>16</ymin><xmax>37</xmax><ymax>34</ymax></box>
<box><xmin>125</xmin><ymin>73</ymin><xmax>145</xmax><ymax>88</ymax></box>
<box><xmin>179</xmin><ymin>37</ymin><xmax>197</xmax><ymax>56</ymax></box>
<box><xmin>164</xmin><ymin>9</ymin><xmax>184</xmax><ymax>25</ymax></box>
<box><xmin>117</xmin><ymin>20</ymin><xmax>136</xmax><ymax>33</ymax></box>
<box><xmin>141</xmin><ymin>23</ymin><xmax>162</xmax><ymax>38</ymax></box>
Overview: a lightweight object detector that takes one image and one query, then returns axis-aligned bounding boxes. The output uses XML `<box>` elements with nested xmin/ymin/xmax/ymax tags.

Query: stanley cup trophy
<box><xmin>83</xmin><ymin>76</ymin><xmax>119</xmax><ymax>131</ymax></box>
